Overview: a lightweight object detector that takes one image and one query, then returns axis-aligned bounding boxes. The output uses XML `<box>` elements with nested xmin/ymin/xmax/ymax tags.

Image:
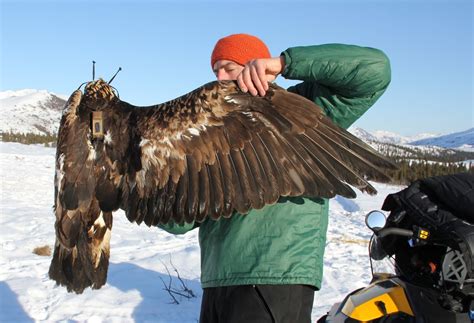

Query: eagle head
<box><xmin>83</xmin><ymin>79</ymin><xmax>117</xmax><ymax>111</ymax></box>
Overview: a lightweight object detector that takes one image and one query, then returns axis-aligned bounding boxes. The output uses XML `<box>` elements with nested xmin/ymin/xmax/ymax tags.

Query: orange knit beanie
<box><xmin>211</xmin><ymin>33</ymin><xmax>271</xmax><ymax>68</ymax></box>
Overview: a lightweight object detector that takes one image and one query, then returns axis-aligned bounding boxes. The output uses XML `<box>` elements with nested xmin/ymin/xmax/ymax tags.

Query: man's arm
<box><xmin>236</xmin><ymin>44</ymin><xmax>390</xmax><ymax>128</ymax></box>
<box><xmin>281</xmin><ymin>44</ymin><xmax>391</xmax><ymax>128</ymax></box>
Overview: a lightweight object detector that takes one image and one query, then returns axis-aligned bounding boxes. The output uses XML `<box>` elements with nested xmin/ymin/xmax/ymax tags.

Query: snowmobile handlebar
<box><xmin>377</xmin><ymin>227</ymin><xmax>414</xmax><ymax>238</ymax></box>
<box><xmin>366</xmin><ymin>211</ymin><xmax>415</xmax><ymax>239</ymax></box>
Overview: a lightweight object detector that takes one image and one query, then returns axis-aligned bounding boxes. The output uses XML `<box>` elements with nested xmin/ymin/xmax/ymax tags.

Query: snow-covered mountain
<box><xmin>348</xmin><ymin>127</ymin><xmax>379</xmax><ymax>142</ymax></box>
<box><xmin>410</xmin><ymin>128</ymin><xmax>474</xmax><ymax>152</ymax></box>
<box><xmin>349</xmin><ymin>126</ymin><xmax>473</xmax><ymax>152</ymax></box>
<box><xmin>349</xmin><ymin>126</ymin><xmax>439</xmax><ymax>145</ymax></box>
<box><xmin>0</xmin><ymin>89</ymin><xmax>66</xmax><ymax>135</ymax></box>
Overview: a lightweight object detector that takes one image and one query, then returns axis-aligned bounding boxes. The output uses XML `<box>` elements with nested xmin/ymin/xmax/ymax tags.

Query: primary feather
<box><xmin>49</xmin><ymin>79</ymin><xmax>397</xmax><ymax>293</ymax></box>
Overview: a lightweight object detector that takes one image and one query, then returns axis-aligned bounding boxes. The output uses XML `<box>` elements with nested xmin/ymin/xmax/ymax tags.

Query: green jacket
<box><xmin>161</xmin><ymin>44</ymin><xmax>391</xmax><ymax>289</ymax></box>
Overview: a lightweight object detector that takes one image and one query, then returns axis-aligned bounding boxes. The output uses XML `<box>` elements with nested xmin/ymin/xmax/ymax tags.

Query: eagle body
<box><xmin>49</xmin><ymin>79</ymin><xmax>396</xmax><ymax>293</ymax></box>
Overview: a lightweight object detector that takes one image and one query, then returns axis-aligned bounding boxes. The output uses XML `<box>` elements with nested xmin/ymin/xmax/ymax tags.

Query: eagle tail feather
<box><xmin>49</xmin><ymin>211</ymin><xmax>112</xmax><ymax>294</ymax></box>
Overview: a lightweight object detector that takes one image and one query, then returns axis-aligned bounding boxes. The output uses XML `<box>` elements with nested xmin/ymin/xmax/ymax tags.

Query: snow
<box><xmin>0</xmin><ymin>142</ymin><xmax>405</xmax><ymax>322</ymax></box>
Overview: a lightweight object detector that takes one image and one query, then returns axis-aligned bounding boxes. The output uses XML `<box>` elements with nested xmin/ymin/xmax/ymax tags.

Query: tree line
<box><xmin>0</xmin><ymin>131</ymin><xmax>57</xmax><ymax>147</ymax></box>
<box><xmin>387</xmin><ymin>158</ymin><xmax>472</xmax><ymax>185</ymax></box>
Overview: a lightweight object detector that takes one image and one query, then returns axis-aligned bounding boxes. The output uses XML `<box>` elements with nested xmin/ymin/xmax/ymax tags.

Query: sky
<box><xmin>1</xmin><ymin>0</ymin><xmax>472</xmax><ymax>136</ymax></box>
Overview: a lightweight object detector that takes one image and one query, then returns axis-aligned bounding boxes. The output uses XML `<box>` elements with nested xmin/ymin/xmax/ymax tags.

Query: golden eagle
<box><xmin>49</xmin><ymin>78</ymin><xmax>396</xmax><ymax>293</ymax></box>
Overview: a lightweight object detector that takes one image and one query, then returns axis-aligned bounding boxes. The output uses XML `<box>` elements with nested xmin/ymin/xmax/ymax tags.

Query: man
<box><xmin>161</xmin><ymin>33</ymin><xmax>391</xmax><ymax>322</ymax></box>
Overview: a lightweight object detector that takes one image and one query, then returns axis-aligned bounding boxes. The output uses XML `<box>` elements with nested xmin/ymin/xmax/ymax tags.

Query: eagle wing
<box><xmin>50</xmin><ymin>79</ymin><xmax>396</xmax><ymax>293</ymax></box>
<box><xmin>98</xmin><ymin>80</ymin><xmax>397</xmax><ymax>226</ymax></box>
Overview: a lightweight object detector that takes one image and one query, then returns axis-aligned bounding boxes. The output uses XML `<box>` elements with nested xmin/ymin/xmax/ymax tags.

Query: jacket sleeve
<box><xmin>281</xmin><ymin>44</ymin><xmax>391</xmax><ymax>129</ymax></box>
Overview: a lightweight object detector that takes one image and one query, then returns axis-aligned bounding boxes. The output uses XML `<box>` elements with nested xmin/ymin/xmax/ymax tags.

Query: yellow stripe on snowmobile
<box><xmin>341</xmin><ymin>281</ymin><xmax>414</xmax><ymax>321</ymax></box>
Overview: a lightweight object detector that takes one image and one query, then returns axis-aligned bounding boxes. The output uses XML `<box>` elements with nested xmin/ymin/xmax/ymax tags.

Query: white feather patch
<box><xmin>94</xmin><ymin>212</ymin><xmax>106</xmax><ymax>227</ymax></box>
<box><xmin>87</xmin><ymin>141</ymin><xmax>96</xmax><ymax>161</ymax></box>
<box><xmin>187</xmin><ymin>124</ymin><xmax>207</xmax><ymax>137</ymax></box>
<box><xmin>104</xmin><ymin>130</ymin><xmax>113</xmax><ymax>145</ymax></box>
<box><xmin>243</xmin><ymin>111</ymin><xmax>258</xmax><ymax>122</ymax></box>
<box><xmin>89</xmin><ymin>212</ymin><xmax>111</xmax><ymax>268</ymax></box>
<box><xmin>139</xmin><ymin>138</ymin><xmax>150</xmax><ymax>147</ymax></box>
<box><xmin>224</xmin><ymin>95</ymin><xmax>239</xmax><ymax>104</ymax></box>
<box><xmin>188</xmin><ymin>128</ymin><xmax>200</xmax><ymax>136</ymax></box>
<box><xmin>56</xmin><ymin>153</ymin><xmax>65</xmax><ymax>188</ymax></box>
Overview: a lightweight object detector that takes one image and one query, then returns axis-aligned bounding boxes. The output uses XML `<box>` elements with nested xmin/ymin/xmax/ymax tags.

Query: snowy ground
<box><xmin>0</xmin><ymin>142</ymin><xmax>404</xmax><ymax>322</ymax></box>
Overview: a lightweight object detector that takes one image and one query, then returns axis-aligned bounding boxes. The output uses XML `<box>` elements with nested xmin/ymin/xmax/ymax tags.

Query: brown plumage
<box><xmin>49</xmin><ymin>78</ymin><xmax>397</xmax><ymax>293</ymax></box>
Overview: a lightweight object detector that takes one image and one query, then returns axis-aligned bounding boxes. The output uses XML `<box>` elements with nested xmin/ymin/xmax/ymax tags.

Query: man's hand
<box><xmin>237</xmin><ymin>56</ymin><xmax>285</xmax><ymax>96</ymax></box>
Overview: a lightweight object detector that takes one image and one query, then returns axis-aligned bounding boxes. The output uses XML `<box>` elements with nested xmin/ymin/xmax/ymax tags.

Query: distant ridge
<box><xmin>410</xmin><ymin>128</ymin><xmax>474</xmax><ymax>152</ymax></box>
<box><xmin>349</xmin><ymin>126</ymin><xmax>473</xmax><ymax>152</ymax></box>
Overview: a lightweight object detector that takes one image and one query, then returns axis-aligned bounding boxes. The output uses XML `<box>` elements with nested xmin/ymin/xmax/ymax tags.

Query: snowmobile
<box><xmin>318</xmin><ymin>173</ymin><xmax>474</xmax><ymax>322</ymax></box>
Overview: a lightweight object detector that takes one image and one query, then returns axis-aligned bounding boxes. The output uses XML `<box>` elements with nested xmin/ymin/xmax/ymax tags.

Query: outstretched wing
<box><xmin>49</xmin><ymin>79</ymin><xmax>396</xmax><ymax>294</ymax></box>
<box><xmin>111</xmin><ymin>80</ymin><xmax>396</xmax><ymax>226</ymax></box>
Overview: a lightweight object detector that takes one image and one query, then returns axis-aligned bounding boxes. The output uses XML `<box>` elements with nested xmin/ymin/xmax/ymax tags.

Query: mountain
<box><xmin>349</xmin><ymin>126</ymin><xmax>439</xmax><ymax>145</ymax></box>
<box><xmin>348</xmin><ymin>126</ymin><xmax>474</xmax><ymax>164</ymax></box>
<box><xmin>409</xmin><ymin>128</ymin><xmax>474</xmax><ymax>152</ymax></box>
<box><xmin>350</xmin><ymin>126</ymin><xmax>474</xmax><ymax>153</ymax></box>
<box><xmin>0</xmin><ymin>89</ymin><xmax>66</xmax><ymax>135</ymax></box>
<box><xmin>348</xmin><ymin>127</ymin><xmax>378</xmax><ymax>142</ymax></box>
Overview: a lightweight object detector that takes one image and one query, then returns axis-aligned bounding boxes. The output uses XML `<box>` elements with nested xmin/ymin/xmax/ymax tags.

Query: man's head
<box><xmin>211</xmin><ymin>33</ymin><xmax>271</xmax><ymax>80</ymax></box>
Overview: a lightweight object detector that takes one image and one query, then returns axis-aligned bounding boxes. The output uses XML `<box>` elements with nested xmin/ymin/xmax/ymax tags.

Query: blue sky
<box><xmin>1</xmin><ymin>0</ymin><xmax>472</xmax><ymax>136</ymax></box>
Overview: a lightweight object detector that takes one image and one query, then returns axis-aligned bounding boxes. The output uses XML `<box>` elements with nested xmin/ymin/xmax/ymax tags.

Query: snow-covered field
<box><xmin>0</xmin><ymin>142</ymin><xmax>404</xmax><ymax>322</ymax></box>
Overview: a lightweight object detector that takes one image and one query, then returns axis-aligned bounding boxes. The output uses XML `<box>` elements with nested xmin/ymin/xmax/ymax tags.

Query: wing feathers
<box><xmin>240</xmin><ymin>144</ymin><xmax>264</xmax><ymax>210</ymax></box>
<box><xmin>186</xmin><ymin>155</ymin><xmax>199</xmax><ymax>222</ymax></box>
<box><xmin>164</xmin><ymin>180</ymin><xmax>178</xmax><ymax>223</ymax></box>
<box><xmin>70</xmin><ymin>80</ymin><xmax>396</xmax><ymax>226</ymax></box>
<box><xmin>197</xmin><ymin>164</ymin><xmax>210</xmax><ymax>222</ymax></box>
<box><xmin>255</xmin><ymin>132</ymin><xmax>291</xmax><ymax>197</ymax></box>
<box><xmin>241</xmin><ymin>142</ymin><xmax>267</xmax><ymax>209</ymax></box>
<box><xmin>229</xmin><ymin>148</ymin><xmax>252</xmax><ymax>214</ymax></box>
<box><xmin>250</xmin><ymin>134</ymin><xmax>280</xmax><ymax>204</ymax></box>
<box><xmin>207</xmin><ymin>159</ymin><xmax>224</xmax><ymax>219</ymax></box>
<box><xmin>173</xmin><ymin>161</ymin><xmax>189</xmax><ymax>223</ymax></box>
<box><xmin>216</xmin><ymin>152</ymin><xmax>235</xmax><ymax>218</ymax></box>
<box><xmin>53</xmin><ymin>79</ymin><xmax>398</xmax><ymax>294</ymax></box>
<box><xmin>302</xmin><ymin>129</ymin><xmax>377</xmax><ymax>195</ymax></box>
<box><xmin>259</xmin><ymin>130</ymin><xmax>305</xmax><ymax>196</ymax></box>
